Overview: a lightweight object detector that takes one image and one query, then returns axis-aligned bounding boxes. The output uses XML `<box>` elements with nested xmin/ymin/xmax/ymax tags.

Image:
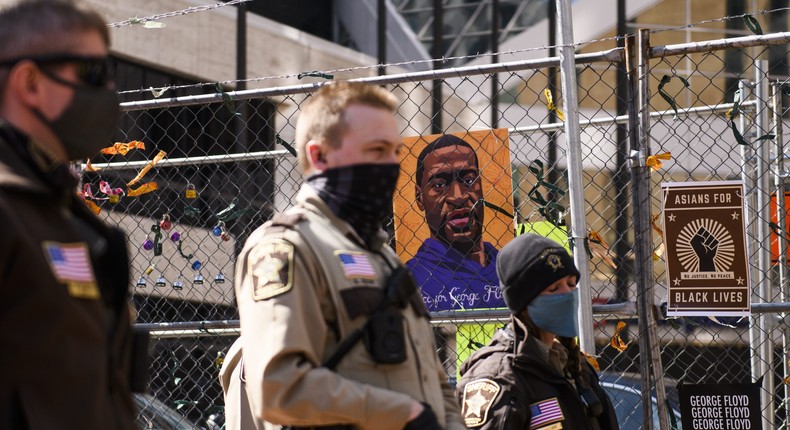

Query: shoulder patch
<box><xmin>462</xmin><ymin>378</ymin><xmax>500</xmax><ymax>428</ymax></box>
<box><xmin>249</xmin><ymin>239</ymin><xmax>294</xmax><ymax>301</ymax></box>
<box><xmin>529</xmin><ymin>397</ymin><xmax>564</xmax><ymax>429</ymax></box>
<box><xmin>42</xmin><ymin>241</ymin><xmax>100</xmax><ymax>300</ymax></box>
<box><xmin>334</xmin><ymin>251</ymin><xmax>377</xmax><ymax>280</ymax></box>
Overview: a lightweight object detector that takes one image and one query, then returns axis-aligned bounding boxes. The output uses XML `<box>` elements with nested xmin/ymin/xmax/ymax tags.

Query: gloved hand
<box><xmin>403</xmin><ymin>402</ymin><xmax>442</xmax><ymax>430</ymax></box>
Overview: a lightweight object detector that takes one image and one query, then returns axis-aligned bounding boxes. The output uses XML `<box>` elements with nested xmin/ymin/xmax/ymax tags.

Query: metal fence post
<box><xmin>742</xmin><ymin>79</ymin><xmax>765</xmax><ymax>402</ymax></box>
<box><xmin>755</xmin><ymin>59</ymin><xmax>776</xmax><ymax>430</ymax></box>
<box><xmin>554</xmin><ymin>0</ymin><xmax>594</xmax><ymax>353</ymax></box>
<box><xmin>772</xmin><ymin>82</ymin><xmax>789</xmax><ymax>429</ymax></box>
<box><xmin>633</xmin><ymin>29</ymin><xmax>669</xmax><ymax>430</ymax></box>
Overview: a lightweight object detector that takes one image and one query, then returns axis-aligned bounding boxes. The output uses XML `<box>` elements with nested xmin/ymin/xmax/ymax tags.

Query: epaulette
<box><xmin>269</xmin><ymin>212</ymin><xmax>306</xmax><ymax>228</ymax></box>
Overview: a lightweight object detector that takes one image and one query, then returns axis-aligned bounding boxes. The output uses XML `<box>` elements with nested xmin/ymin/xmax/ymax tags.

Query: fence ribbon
<box><xmin>526</xmin><ymin>159</ymin><xmax>567</xmax><ymax>228</ymax></box>
<box><xmin>101</xmin><ymin>140</ymin><xmax>146</xmax><ymax>156</ymax></box>
<box><xmin>727</xmin><ymin>89</ymin><xmax>774</xmax><ymax>145</ymax></box>
<box><xmin>585</xmin><ymin>230</ymin><xmax>617</xmax><ymax>269</ymax></box>
<box><xmin>657</xmin><ymin>75</ymin><xmax>690</xmax><ymax>119</ymax></box>
<box><xmin>645</xmin><ymin>152</ymin><xmax>672</xmax><ymax>171</ymax></box>
<box><xmin>216</xmin><ymin>197</ymin><xmax>252</xmax><ymax>222</ymax></box>
<box><xmin>610</xmin><ymin>321</ymin><xmax>631</xmax><ymax>352</ymax></box>
<box><xmin>743</xmin><ymin>14</ymin><xmax>764</xmax><ymax>35</ymax></box>
<box><xmin>297</xmin><ymin>71</ymin><xmax>334</xmax><ymax>80</ymax></box>
<box><xmin>127</xmin><ymin>182</ymin><xmax>159</xmax><ymax>197</ymax></box>
<box><xmin>543</xmin><ymin>89</ymin><xmax>565</xmax><ymax>121</ymax></box>
<box><xmin>276</xmin><ymin>134</ymin><xmax>297</xmax><ymax>156</ymax></box>
<box><xmin>127</xmin><ymin>150</ymin><xmax>166</xmax><ymax>186</ymax></box>
<box><xmin>652</xmin><ymin>213</ymin><xmax>665</xmax><ymax>261</ymax></box>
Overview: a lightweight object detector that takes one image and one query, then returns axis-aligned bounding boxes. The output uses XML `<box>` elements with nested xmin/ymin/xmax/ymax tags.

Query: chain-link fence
<box><xmin>83</xmin><ymin>29</ymin><xmax>790</xmax><ymax>429</ymax></box>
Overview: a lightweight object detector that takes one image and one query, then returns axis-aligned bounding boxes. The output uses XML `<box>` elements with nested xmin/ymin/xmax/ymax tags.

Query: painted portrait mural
<box><xmin>394</xmin><ymin>128</ymin><xmax>515</xmax><ymax>312</ymax></box>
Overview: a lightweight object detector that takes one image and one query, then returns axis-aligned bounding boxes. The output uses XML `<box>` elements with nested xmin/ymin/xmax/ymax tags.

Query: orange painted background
<box><xmin>394</xmin><ymin>128</ymin><xmax>515</xmax><ymax>261</ymax></box>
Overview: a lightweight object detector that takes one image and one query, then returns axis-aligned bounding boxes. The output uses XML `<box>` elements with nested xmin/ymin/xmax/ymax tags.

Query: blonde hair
<box><xmin>295</xmin><ymin>81</ymin><xmax>398</xmax><ymax>174</ymax></box>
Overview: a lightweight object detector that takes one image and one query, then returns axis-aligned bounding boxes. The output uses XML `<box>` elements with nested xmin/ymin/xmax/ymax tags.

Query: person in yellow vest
<box><xmin>220</xmin><ymin>81</ymin><xmax>465</xmax><ymax>430</ymax></box>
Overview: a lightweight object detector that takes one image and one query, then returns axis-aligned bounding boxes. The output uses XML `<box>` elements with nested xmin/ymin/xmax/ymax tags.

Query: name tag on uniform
<box><xmin>42</xmin><ymin>242</ymin><xmax>100</xmax><ymax>300</ymax></box>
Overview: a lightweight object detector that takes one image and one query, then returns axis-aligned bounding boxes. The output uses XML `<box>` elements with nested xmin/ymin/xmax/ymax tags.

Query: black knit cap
<box><xmin>496</xmin><ymin>233</ymin><xmax>580</xmax><ymax>313</ymax></box>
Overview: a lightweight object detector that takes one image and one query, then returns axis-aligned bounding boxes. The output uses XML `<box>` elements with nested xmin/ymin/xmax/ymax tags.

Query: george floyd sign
<box><xmin>678</xmin><ymin>382</ymin><xmax>761</xmax><ymax>430</ymax></box>
<box><xmin>661</xmin><ymin>181</ymin><xmax>750</xmax><ymax>316</ymax></box>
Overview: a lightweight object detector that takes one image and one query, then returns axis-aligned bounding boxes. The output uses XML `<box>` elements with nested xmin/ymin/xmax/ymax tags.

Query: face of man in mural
<box><xmin>415</xmin><ymin>144</ymin><xmax>484</xmax><ymax>253</ymax></box>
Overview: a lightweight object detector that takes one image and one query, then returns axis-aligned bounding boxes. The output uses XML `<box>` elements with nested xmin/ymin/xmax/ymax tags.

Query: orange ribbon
<box><xmin>645</xmin><ymin>152</ymin><xmax>672</xmax><ymax>171</ymax></box>
<box><xmin>101</xmin><ymin>140</ymin><xmax>146</xmax><ymax>155</ymax></box>
<box><xmin>127</xmin><ymin>150</ymin><xmax>166</xmax><ymax>186</ymax></box>
<box><xmin>81</xmin><ymin>197</ymin><xmax>101</xmax><ymax>215</ymax></box>
<box><xmin>587</xmin><ymin>230</ymin><xmax>617</xmax><ymax>269</ymax></box>
<box><xmin>610</xmin><ymin>321</ymin><xmax>631</xmax><ymax>352</ymax></box>
<box><xmin>127</xmin><ymin>182</ymin><xmax>158</xmax><ymax>197</ymax></box>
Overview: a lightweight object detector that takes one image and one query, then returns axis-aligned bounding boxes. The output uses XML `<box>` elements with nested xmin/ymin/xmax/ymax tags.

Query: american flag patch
<box><xmin>43</xmin><ymin>242</ymin><xmax>95</xmax><ymax>283</ymax></box>
<box><xmin>336</xmin><ymin>252</ymin><xmax>376</xmax><ymax>278</ymax></box>
<box><xmin>530</xmin><ymin>398</ymin><xmax>563</xmax><ymax>428</ymax></box>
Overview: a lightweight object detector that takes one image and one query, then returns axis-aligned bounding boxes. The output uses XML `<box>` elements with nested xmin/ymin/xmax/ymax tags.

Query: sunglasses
<box><xmin>0</xmin><ymin>53</ymin><xmax>115</xmax><ymax>88</ymax></box>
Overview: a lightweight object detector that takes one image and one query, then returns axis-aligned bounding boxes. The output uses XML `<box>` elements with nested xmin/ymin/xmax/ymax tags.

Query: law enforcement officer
<box><xmin>456</xmin><ymin>234</ymin><xmax>619</xmax><ymax>430</ymax></box>
<box><xmin>0</xmin><ymin>1</ymin><xmax>141</xmax><ymax>429</ymax></box>
<box><xmin>220</xmin><ymin>81</ymin><xmax>466</xmax><ymax>430</ymax></box>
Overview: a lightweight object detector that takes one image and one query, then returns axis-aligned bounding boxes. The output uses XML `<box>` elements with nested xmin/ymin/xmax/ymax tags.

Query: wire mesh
<box><xmin>81</xmin><ymin>31</ymin><xmax>790</xmax><ymax>429</ymax></box>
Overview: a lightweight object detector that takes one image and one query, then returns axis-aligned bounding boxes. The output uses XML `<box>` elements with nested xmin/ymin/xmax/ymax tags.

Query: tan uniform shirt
<box><xmin>221</xmin><ymin>186</ymin><xmax>464</xmax><ymax>430</ymax></box>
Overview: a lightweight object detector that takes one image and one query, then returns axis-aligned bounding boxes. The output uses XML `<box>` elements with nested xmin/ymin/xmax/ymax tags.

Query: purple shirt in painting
<box><xmin>405</xmin><ymin>238</ymin><xmax>504</xmax><ymax>311</ymax></box>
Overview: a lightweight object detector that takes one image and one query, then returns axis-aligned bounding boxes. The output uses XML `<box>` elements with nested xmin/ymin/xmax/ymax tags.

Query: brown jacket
<box><xmin>457</xmin><ymin>319</ymin><xmax>619</xmax><ymax>430</ymax></box>
<box><xmin>221</xmin><ymin>186</ymin><xmax>465</xmax><ymax>430</ymax></box>
<box><xmin>0</xmin><ymin>122</ymin><xmax>138</xmax><ymax>430</ymax></box>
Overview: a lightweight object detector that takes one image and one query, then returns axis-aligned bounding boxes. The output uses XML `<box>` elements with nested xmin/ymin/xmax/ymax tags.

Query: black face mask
<box><xmin>306</xmin><ymin>163</ymin><xmax>400</xmax><ymax>246</ymax></box>
<box><xmin>33</xmin><ymin>71</ymin><xmax>121</xmax><ymax>161</ymax></box>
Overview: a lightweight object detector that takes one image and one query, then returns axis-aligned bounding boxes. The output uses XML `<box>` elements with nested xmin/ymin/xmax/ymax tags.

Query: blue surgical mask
<box><xmin>527</xmin><ymin>289</ymin><xmax>579</xmax><ymax>338</ymax></box>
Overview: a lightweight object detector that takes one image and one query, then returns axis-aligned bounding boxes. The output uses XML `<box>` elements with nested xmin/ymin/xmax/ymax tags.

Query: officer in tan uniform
<box><xmin>220</xmin><ymin>81</ymin><xmax>465</xmax><ymax>430</ymax></box>
<box><xmin>0</xmin><ymin>1</ymin><xmax>140</xmax><ymax>429</ymax></box>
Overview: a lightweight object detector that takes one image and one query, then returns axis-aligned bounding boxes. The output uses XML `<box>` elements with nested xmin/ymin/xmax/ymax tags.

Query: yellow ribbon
<box><xmin>127</xmin><ymin>182</ymin><xmax>159</xmax><ymax>197</ymax></box>
<box><xmin>587</xmin><ymin>229</ymin><xmax>617</xmax><ymax>269</ymax></box>
<box><xmin>100</xmin><ymin>140</ymin><xmax>146</xmax><ymax>156</ymax></box>
<box><xmin>582</xmin><ymin>351</ymin><xmax>601</xmax><ymax>372</ymax></box>
<box><xmin>127</xmin><ymin>150</ymin><xmax>166</xmax><ymax>186</ymax></box>
<box><xmin>81</xmin><ymin>197</ymin><xmax>101</xmax><ymax>215</ymax></box>
<box><xmin>85</xmin><ymin>159</ymin><xmax>100</xmax><ymax>172</ymax></box>
<box><xmin>652</xmin><ymin>213</ymin><xmax>665</xmax><ymax>261</ymax></box>
<box><xmin>610</xmin><ymin>321</ymin><xmax>631</xmax><ymax>352</ymax></box>
<box><xmin>645</xmin><ymin>152</ymin><xmax>672</xmax><ymax>171</ymax></box>
<box><xmin>543</xmin><ymin>89</ymin><xmax>565</xmax><ymax>121</ymax></box>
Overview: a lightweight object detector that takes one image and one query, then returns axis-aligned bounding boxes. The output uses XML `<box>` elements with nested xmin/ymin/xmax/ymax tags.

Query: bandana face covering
<box><xmin>306</xmin><ymin>163</ymin><xmax>400</xmax><ymax>246</ymax></box>
<box><xmin>527</xmin><ymin>289</ymin><xmax>580</xmax><ymax>338</ymax></box>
